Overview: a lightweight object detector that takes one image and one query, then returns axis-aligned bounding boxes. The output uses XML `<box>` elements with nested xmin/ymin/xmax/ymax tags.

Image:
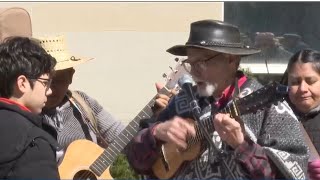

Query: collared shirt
<box><xmin>42</xmin><ymin>90</ymin><xmax>125</xmax><ymax>150</ymax></box>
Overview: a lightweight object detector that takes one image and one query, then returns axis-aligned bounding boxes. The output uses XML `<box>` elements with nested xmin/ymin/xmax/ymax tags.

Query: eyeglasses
<box><xmin>182</xmin><ymin>53</ymin><xmax>222</xmax><ymax>73</ymax></box>
<box><xmin>28</xmin><ymin>77</ymin><xmax>52</xmax><ymax>92</ymax></box>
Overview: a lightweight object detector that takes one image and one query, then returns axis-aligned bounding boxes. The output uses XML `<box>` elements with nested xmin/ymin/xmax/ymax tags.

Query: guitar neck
<box><xmin>188</xmin><ymin>100</ymin><xmax>240</xmax><ymax>146</ymax></box>
<box><xmin>187</xmin><ymin>82</ymin><xmax>289</xmax><ymax>147</ymax></box>
<box><xmin>89</xmin><ymin>86</ymin><xmax>172</xmax><ymax>176</ymax></box>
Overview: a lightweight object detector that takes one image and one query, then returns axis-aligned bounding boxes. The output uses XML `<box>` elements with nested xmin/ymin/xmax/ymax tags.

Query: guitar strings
<box><xmin>76</xmin><ymin>170</ymin><xmax>95</xmax><ymax>179</ymax></box>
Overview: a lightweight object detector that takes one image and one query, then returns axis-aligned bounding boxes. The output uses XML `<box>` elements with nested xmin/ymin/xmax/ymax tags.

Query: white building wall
<box><xmin>0</xmin><ymin>2</ymin><xmax>223</xmax><ymax>124</ymax></box>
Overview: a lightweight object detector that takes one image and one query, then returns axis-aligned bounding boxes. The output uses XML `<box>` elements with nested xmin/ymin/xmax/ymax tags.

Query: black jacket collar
<box><xmin>0</xmin><ymin>101</ymin><xmax>42</xmax><ymax>127</ymax></box>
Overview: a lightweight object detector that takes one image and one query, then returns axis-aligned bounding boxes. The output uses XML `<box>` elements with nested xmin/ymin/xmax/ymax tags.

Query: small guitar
<box><xmin>152</xmin><ymin>81</ymin><xmax>289</xmax><ymax>179</ymax></box>
<box><xmin>58</xmin><ymin>58</ymin><xmax>188</xmax><ymax>179</ymax></box>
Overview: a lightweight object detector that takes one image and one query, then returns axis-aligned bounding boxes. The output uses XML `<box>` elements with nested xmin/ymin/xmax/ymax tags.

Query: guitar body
<box><xmin>152</xmin><ymin>140</ymin><xmax>201</xmax><ymax>179</ymax></box>
<box><xmin>57</xmin><ymin>62</ymin><xmax>187</xmax><ymax>179</ymax></box>
<box><xmin>59</xmin><ymin>139</ymin><xmax>112</xmax><ymax>179</ymax></box>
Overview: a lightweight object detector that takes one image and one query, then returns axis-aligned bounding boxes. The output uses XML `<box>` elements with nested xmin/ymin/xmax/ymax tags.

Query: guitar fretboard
<box><xmin>187</xmin><ymin>100</ymin><xmax>240</xmax><ymax>146</ymax></box>
<box><xmin>89</xmin><ymin>87</ymin><xmax>172</xmax><ymax>176</ymax></box>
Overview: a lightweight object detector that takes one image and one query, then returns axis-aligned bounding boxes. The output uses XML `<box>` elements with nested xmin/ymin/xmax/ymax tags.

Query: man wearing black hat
<box><xmin>127</xmin><ymin>20</ymin><xmax>308</xmax><ymax>179</ymax></box>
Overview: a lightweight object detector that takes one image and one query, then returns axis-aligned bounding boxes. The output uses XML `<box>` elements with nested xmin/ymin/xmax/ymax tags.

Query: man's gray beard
<box><xmin>197</xmin><ymin>82</ymin><xmax>217</xmax><ymax>97</ymax></box>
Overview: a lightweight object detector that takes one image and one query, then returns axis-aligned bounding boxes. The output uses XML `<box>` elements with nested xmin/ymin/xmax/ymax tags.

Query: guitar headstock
<box><xmin>236</xmin><ymin>81</ymin><xmax>288</xmax><ymax>114</ymax></box>
<box><xmin>161</xmin><ymin>57</ymin><xmax>188</xmax><ymax>92</ymax></box>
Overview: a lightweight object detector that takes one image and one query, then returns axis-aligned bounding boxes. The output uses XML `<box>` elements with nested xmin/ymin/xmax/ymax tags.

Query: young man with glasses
<box><xmin>0</xmin><ymin>37</ymin><xmax>60</xmax><ymax>178</ymax></box>
<box><xmin>127</xmin><ymin>20</ymin><xmax>309</xmax><ymax>179</ymax></box>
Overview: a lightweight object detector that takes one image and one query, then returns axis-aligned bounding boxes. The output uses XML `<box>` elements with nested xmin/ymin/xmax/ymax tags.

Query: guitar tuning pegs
<box><xmin>162</xmin><ymin>73</ymin><xmax>171</xmax><ymax>81</ymax></box>
<box><xmin>169</xmin><ymin>66</ymin><xmax>178</xmax><ymax>73</ymax></box>
<box><xmin>162</xmin><ymin>73</ymin><xmax>167</xmax><ymax>78</ymax></box>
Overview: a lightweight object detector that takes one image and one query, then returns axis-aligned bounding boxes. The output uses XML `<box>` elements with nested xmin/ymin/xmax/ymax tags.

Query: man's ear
<box><xmin>227</xmin><ymin>56</ymin><xmax>241</xmax><ymax>73</ymax></box>
<box><xmin>229</xmin><ymin>55</ymin><xmax>240</xmax><ymax>67</ymax></box>
<box><xmin>16</xmin><ymin>75</ymin><xmax>30</xmax><ymax>94</ymax></box>
<box><xmin>68</xmin><ymin>68</ymin><xmax>75</xmax><ymax>84</ymax></box>
<box><xmin>228</xmin><ymin>55</ymin><xmax>233</xmax><ymax>64</ymax></box>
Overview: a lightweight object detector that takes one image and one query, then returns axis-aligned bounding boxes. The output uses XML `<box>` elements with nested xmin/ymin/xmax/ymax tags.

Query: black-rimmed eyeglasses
<box><xmin>28</xmin><ymin>77</ymin><xmax>52</xmax><ymax>92</ymax></box>
<box><xmin>182</xmin><ymin>53</ymin><xmax>222</xmax><ymax>73</ymax></box>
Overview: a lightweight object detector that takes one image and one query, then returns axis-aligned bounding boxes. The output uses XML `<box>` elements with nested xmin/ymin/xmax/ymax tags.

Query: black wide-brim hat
<box><xmin>167</xmin><ymin>20</ymin><xmax>260</xmax><ymax>56</ymax></box>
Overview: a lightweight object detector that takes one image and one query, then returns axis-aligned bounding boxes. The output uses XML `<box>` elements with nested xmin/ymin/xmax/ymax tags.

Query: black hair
<box><xmin>0</xmin><ymin>36</ymin><xmax>57</xmax><ymax>97</ymax></box>
<box><xmin>281</xmin><ymin>49</ymin><xmax>320</xmax><ymax>85</ymax></box>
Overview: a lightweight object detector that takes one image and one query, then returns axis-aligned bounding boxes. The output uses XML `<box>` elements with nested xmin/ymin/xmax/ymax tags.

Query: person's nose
<box><xmin>298</xmin><ymin>81</ymin><xmax>308</xmax><ymax>93</ymax></box>
<box><xmin>46</xmin><ymin>87</ymin><xmax>53</xmax><ymax>96</ymax></box>
<box><xmin>190</xmin><ymin>64</ymin><xmax>202</xmax><ymax>77</ymax></box>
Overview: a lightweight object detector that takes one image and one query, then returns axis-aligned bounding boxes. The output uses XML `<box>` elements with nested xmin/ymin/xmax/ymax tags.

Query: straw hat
<box><xmin>37</xmin><ymin>35</ymin><xmax>93</xmax><ymax>71</ymax></box>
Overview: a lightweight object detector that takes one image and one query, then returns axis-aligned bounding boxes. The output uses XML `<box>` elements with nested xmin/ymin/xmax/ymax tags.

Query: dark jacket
<box><xmin>0</xmin><ymin>100</ymin><xmax>60</xmax><ymax>179</ymax></box>
<box><xmin>301</xmin><ymin>112</ymin><xmax>320</xmax><ymax>154</ymax></box>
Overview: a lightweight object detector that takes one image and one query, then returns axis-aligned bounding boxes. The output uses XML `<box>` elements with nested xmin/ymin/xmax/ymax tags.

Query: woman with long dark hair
<box><xmin>283</xmin><ymin>49</ymin><xmax>320</xmax><ymax>180</ymax></box>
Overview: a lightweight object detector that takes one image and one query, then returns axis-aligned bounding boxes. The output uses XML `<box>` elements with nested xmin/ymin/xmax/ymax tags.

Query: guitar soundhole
<box><xmin>73</xmin><ymin>170</ymin><xmax>97</xmax><ymax>180</ymax></box>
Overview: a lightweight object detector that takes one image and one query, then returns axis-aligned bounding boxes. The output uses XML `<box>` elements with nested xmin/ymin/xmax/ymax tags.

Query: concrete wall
<box><xmin>0</xmin><ymin>2</ymin><xmax>223</xmax><ymax>124</ymax></box>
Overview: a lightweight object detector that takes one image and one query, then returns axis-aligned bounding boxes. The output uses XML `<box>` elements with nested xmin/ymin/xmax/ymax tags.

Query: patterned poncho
<box><xmin>154</xmin><ymin>78</ymin><xmax>309</xmax><ymax>179</ymax></box>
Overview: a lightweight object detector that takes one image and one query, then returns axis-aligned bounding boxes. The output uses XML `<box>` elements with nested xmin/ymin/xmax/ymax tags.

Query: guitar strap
<box><xmin>233</xmin><ymin>76</ymin><xmax>248</xmax><ymax>138</ymax></box>
<box><xmin>66</xmin><ymin>90</ymin><xmax>109</xmax><ymax>148</ymax></box>
<box><xmin>234</xmin><ymin>76</ymin><xmax>240</xmax><ymax>97</ymax></box>
<box><xmin>216</xmin><ymin>74</ymin><xmax>253</xmax><ymax>147</ymax></box>
<box><xmin>235</xmin><ymin>75</ymin><xmax>257</xmax><ymax>122</ymax></box>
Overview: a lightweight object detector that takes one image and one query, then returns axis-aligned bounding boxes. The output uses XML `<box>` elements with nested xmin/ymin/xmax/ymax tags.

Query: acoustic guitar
<box><xmin>152</xmin><ymin>82</ymin><xmax>289</xmax><ymax>179</ymax></box>
<box><xmin>58</xmin><ymin>58</ymin><xmax>187</xmax><ymax>179</ymax></box>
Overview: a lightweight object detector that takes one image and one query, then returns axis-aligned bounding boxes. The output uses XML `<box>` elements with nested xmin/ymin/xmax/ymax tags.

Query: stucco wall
<box><xmin>0</xmin><ymin>2</ymin><xmax>223</xmax><ymax>124</ymax></box>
